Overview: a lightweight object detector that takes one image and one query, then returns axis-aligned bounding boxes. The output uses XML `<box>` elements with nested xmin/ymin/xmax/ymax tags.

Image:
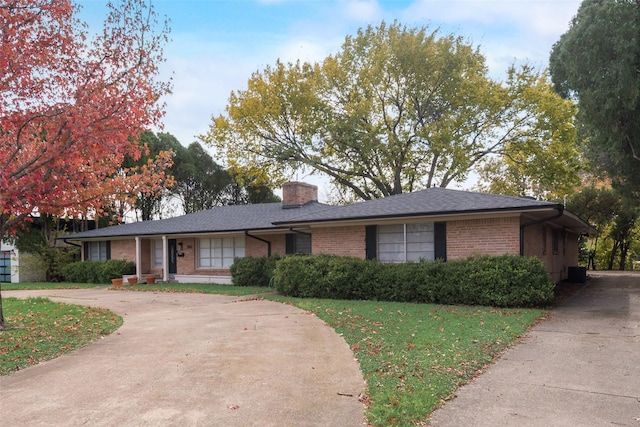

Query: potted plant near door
<box><xmin>127</xmin><ymin>276</ymin><xmax>138</xmax><ymax>286</ymax></box>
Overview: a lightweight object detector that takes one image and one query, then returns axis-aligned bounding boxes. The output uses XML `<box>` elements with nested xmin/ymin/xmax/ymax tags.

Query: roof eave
<box><xmin>274</xmin><ymin>205</ymin><xmax>563</xmax><ymax>227</ymax></box>
<box><xmin>62</xmin><ymin>225</ymin><xmax>291</xmax><ymax>241</ymax></box>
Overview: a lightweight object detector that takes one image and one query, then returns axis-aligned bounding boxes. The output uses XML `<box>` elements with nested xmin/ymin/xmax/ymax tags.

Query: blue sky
<box><xmin>78</xmin><ymin>0</ymin><xmax>582</xmax><ymax>190</ymax></box>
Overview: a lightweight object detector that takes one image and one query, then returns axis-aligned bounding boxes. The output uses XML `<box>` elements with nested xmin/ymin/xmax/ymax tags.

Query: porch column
<box><xmin>135</xmin><ymin>237</ymin><xmax>142</xmax><ymax>279</ymax></box>
<box><xmin>162</xmin><ymin>235</ymin><xmax>169</xmax><ymax>282</ymax></box>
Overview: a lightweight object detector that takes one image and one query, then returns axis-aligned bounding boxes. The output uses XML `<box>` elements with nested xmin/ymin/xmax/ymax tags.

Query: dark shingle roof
<box><xmin>277</xmin><ymin>187</ymin><xmax>561</xmax><ymax>225</ymax></box>
<box><xmin>67</xmin><ymin>188</ymin><xmax>566</xmax><ymax>240</ymax></box>
<box><xmin>67</xmin><ymin>201</ymin><xmax>335</xmax><ymax>239</ymax></box>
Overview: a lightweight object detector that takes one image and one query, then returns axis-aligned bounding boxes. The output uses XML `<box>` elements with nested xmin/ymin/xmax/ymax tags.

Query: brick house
<box><xmin>65</xmin><ymin>182</ymin><xmax>594</xmax><ymax>283</ymax></box>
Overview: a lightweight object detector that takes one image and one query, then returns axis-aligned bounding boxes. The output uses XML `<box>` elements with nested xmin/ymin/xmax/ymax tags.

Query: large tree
<box><xmin>121</xmin><ymin>131</ymin><xmax>180</xmax><ymax>221</ymax></box>
<box><xmin>475</xmin><ymin>67</ymin><xmax>582</xmax><ymax>200</ymax></box>
<box><xmin>204</xmin><ymin>22</ymin><xmax>579</xmax><ymax>201</ymax></box>
<box><xmin>549</xmin><ymin>0</ymin><xmax>640</xmax><ymax>193</ymax></box>
<box><xmin>0</xmin><ymin>0</ymin><xmax>170</xmax><ymax>328</ymax></box>
<box><xmin>171</xmin><ymin>141</ymin><xmax>232</xmax><ymax>214</ymax></box>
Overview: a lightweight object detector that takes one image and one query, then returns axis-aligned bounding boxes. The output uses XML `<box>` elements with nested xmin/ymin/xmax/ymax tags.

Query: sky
<box><xmin>77</xmin><ymin>0</ymin><xmax>583</xmax><ymax>194</ymax></box>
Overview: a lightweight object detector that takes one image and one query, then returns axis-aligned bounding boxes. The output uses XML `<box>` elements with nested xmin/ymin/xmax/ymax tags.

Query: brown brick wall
<box><xmin>282</xmin><ymin>182</ymin><xmax>318</xmax><ymax>206</ymax></box>
<box><xmin>110</xmin><ymin>240</ymin><xmax>136</xmax><ymax>262</ymax></box>
<box><xmin>175</xmin><ymin>237</ymin><xmax>196</xmax><ymax>275</ymax></box>
<box><xmin>173</xmin><ymin>237</ymin><xmax>234</xmax><ymax>275</ymax></box>
<box><xmin>245</xmin><ymin>234</ymin><xmax>286</xmax><ymax>257</ymax></box>
<box><xmin>523</xmin><ymin>224</ymin><xmax>579</xmax><ymax>283</ymax></box>
<box><xmin>312</xmin><ymin>225</ymin><xmax>366</xmax><ymax>258</ymax></box>
<box><xmin>447</xmin><ymin>216</ymin><xmax>520</xmax><ymax>259</ymax></box>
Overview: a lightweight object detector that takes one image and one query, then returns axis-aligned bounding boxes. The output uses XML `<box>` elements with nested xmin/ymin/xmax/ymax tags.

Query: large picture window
<box><xmin>198</xmin><ymin>237</ymin><xmax>245</xmax><ymax>268</ymax></box>
<box><xmin>378</xmin><ymin>223</ymin><xmax>435</xmax><ymax>263</ymax></box>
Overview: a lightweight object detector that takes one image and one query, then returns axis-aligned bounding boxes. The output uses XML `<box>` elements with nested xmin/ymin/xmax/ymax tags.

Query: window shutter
<box><xmin>106</xmin><ymin>241</ymin><xmax>111</xmax><ymax>260</ymax></box>
<box><xmin>365</xmin><ymin>225</ymin><xmax>377</xmax><ymax>260</ymax></box>
<box><xmin>83</xmin><ymin>242</ymin><xmax>89</xmax><ymax>261</ymax></box>
<box><xmin>434</xmin><ymin>222</ymin><xmax>446</xmax><ymax>261</ymax></box>
<box><xmin>285</xmin><ymin>234</ymin><xmax>294</xmax><ymax>255</ymax></box>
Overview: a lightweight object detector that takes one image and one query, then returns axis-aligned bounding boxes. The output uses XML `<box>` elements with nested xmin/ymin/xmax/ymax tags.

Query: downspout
<box><xmin>245</xmin><ymin>231</ymin><xmax>271</xmax><ymax>257</ymax></box>
<box><xmin>520</xmin><ymin>206</ymin><xmax>564</xmax><ymax>256</ymax></box>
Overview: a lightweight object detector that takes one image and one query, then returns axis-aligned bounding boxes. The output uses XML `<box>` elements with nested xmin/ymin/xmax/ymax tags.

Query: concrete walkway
<box><xmin>0</xmin><ymin>289</ymin><xmax>365</xmax><ymax>426</ymax></box>
<box><xmin>430</xmin><ymin>271</ymin><xmax>640</xmax><ymax>426</ymax></box>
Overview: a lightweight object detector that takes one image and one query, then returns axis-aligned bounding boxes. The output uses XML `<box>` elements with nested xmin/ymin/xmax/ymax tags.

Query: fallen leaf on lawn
<box><xmin>227</xmin><ymin>404</ymin><xmax>240</xmax><ymax>410</ymax></box>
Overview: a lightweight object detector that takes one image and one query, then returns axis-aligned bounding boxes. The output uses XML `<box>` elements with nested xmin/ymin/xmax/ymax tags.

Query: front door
<box><xmin>168</xmin><ymin>239</ymin><xmax>177</xmax><ymax>275</ymax></box>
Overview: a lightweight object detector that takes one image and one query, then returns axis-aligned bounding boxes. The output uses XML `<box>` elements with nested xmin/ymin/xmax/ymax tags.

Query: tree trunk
<box><xmin>619</xmin><ymin>240</ymin><xmax>630</xmax><ymax>270</ymax></box>
<box><xmin>608</xmin><ymin>241</ymin><xmax>620</xmax><ymax>270</ymax></box>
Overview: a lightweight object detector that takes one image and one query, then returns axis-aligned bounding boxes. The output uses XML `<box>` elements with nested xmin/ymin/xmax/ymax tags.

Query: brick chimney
<box><xmin>282</xmin><ymin>181</ymin><xmax>318</xmax><ymax>208</ymax></box>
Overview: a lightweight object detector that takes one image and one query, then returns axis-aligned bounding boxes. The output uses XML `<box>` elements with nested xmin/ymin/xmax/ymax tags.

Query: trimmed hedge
<box><xmin>230</xmin><ymin>255</ymin><xmax>282</xmax><ymax>287</ymax></box>
<box><xmin>62</xmin><ymin>259</ymin><xmax>136</xmax><ymax>284</ymax></box>
<box><xmin>273</xmin><ymin>254</ymin><xmax>554</xmax><ymax>307</ymax></box>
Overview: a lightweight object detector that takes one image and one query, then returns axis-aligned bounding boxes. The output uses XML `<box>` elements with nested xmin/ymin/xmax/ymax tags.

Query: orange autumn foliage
<box><xmin>0</xmin><ymin>0</ymin><xmax>172</xmax><ymax>233</ymax></box>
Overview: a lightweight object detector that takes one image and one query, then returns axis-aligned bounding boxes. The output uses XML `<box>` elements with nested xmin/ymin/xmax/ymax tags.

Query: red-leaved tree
<box><xmin>0</xmin><ymin>0</ymin><xmax>171</xmax><ymax>328</ymax></box>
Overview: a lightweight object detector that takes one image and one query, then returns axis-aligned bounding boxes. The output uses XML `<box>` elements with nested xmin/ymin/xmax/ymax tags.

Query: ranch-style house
<box><xmin>65</xmin><ymin>182</ymin><xmax>594</xmax><ymax>284</ymax></box>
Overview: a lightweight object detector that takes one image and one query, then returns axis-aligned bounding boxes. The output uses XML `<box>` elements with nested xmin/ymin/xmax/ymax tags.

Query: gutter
<box><xmin>245</xmin><ymin>231</ymin><xmax>271</xmax><ymax>257</ymax></box>
<box><xmin>519</xmin><ymin>205</ymin><xmax>564</xmax><ymax>256</ymax></box>
<box><xmin>288</xmin><ymin>227</ymin><xmax>312</xmax><ymax>237</ymax></box>
<box><xmin>273</xmin><ymin>205</ymin><xmax>561</xmax><ymax>227</ymax></box>
<box><xmin>62</xmin><ymin>238</ymin><xmax>82</xmax><ymax>248</ymax></box>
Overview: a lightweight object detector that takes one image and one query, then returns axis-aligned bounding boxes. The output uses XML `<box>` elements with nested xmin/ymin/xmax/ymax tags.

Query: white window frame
<box><xmin>198</xmin><ymin>236</ymin><xmax>245</xmax><ymax>268</ymax></box>
<box><xmin>87</xmin><ymin>241</ymin><xmax>109</xmax><ymax>262</ymax></box>
<box><xmin>151</xmin><ymin>240</ymin><xmax>163</xmax><ymax>268</ymax></box>
<box><xmin>378</xmin><ymin>223</ymin><xmax>435</xmax><ymax>263</ymax></box>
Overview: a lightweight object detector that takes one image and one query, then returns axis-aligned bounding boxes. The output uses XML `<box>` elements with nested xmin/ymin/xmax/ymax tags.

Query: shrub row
<box><xmin>230</xmin><ymin>255</ymin><xmax>282</xmax><ymax>286</ymax></box>
<box><xmin>62</xmin><ymin>259</ymin><xmax>136</xmax><ymax>284</ymax></box>
<box><xmin>273</xmin><ymin>254</ymin><xmax>554</xmax><ymax>307</ymax></box>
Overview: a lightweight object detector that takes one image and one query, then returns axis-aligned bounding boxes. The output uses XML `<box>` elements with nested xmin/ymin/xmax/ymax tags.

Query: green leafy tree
<box><xmin>567</xmin><ymin>185</ymin><xmax>620</xmax><ymax>269</ymax></box>
<box><xmin>224</xmin><ymin>172</ymin><xmax>281</xmax><ymax>205</ymax></box>
<box><xmin>171</xmin><ymin>141</ymin><xmax>233</xmax><ymax>213</ymax></box>
<box><xmin>607</xmin><ymin>202</ymin><xmax>639</xmax><ymax>270</ymax></box>
<box><xmin>549</xmin><ymin>0</ymin><xmax>640</xmax><ymax>194</ymax></box>
<box><xmin>133</xmin><ymin>132</ymin><xmax>182</xmax><ymax>220</ymax></box>
<box><xmin>567</xmin><ymin>185</ymin><xmax>639</xmax><ymax>270</ymax></box>
<box><xmin>6</xmin><ymin>215</ymin><xmax>80</xmax><ymax>282</ymax></box>
<box><xmin>205</xmin><ymin>22</ymin><xmax>580</xmax><ymax>201</ymax></box>
<box><xmin>475</xmin><ymin>67</ymin><xmax>582</xmax><ymax>200</ymax></box>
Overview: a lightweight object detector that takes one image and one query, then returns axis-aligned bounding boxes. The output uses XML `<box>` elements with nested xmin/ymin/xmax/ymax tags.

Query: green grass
<box><xmin>1</xmin><ymin>282</ymin><xmax>107</xmax><ymax>290</ymax></box>
<box><xmin>2</xmin><ymin>282</ymin><xmax>545</xmax><ymax>425</ymax></box>
<box><xmin>281</xmin><ymin>298</ymin><xmax>545</xmax><ymax>425</ymax></box>
<box><xmin>0</xmin><ymin>297</ymin><xmax>123</xmax><ymax>376</ymax></box>
<box><xmin>116</xmin><ymin>282</ymin><xmax>545</xmax><ymax>425</ymax></box>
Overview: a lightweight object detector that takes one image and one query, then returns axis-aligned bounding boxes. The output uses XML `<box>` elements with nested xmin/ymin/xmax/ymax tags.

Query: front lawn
<box><xmin>2</xmin><ymin>282</ymin><xmax>545</xmax><ymax>425</ymax></box>
<box><xmin>119</xmin><ymin>282</ymin><xmax>546</xmax><ymax>424</ymax></box>
<box><xmin>0</xmin><ymin>297</ymin><xmax>122</xmax><ymax>376</ymax></box>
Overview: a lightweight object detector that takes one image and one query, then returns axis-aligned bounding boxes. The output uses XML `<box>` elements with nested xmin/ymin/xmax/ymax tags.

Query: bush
<box><xmin>230</xmin><ymin>254</ymin><xmax>282</xmax><ymax>287</ymax></box>
<box><xmin>62</xmin><ymin>259</ymin><xmax>135</xmax><ymax>284</ymax></box>
<box><xmin>99</xmin><ymin>259</ymin><xmax>136</xmax><ymax>283</ymax></box>
<box><xmin>273</xmin><ymin>254</ymin><xmax>554</xmax><ymax>308</ymax></box>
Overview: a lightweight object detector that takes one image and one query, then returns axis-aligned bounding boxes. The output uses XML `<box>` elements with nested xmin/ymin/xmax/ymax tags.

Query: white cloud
<box><xmin>341</xmin><ymin>0</ymin><xmax>384</xmax><ymax>22</ymax></box>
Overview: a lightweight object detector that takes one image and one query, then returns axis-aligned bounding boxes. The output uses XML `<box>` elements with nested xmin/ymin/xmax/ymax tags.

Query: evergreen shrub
<box><xmin>273</xmin><ymin>254</ymin><xmax>554</xmax><ymax>307</ymax></box>
<box><xmin>62</xmin><ymin>259</ymin><xmax>135</xmax><ymax>284</ymax></box>
<box><xmin>230</xmin><ymin>254</ymin><xmax>282</xmax><ymax>286</ymax></box>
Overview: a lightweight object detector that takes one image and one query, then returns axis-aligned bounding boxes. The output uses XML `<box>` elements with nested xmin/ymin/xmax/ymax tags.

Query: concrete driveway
<box><xmin>431</xmin><ymin>271</ymin><xmax>640</xmax><ymax>426</ymax></box>
<box><xmin>0</xmin><ymin>289</ymin><xmax>365</xmax><ymax>426</ymax></box>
